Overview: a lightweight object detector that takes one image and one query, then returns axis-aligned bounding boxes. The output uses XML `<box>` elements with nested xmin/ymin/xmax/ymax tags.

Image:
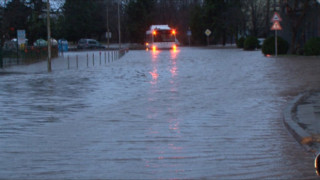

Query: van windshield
<box><xmin>154</xmin><ymin>30</ymin><xmax>175</xmax><ymax>42</ymax></box>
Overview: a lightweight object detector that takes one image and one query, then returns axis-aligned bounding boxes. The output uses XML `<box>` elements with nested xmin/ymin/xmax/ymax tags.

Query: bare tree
<box><xmin>282</xmin><ymin>0</ymin><xmax>315</xmax><ymax>53</ymax></box>
<box><xmin>241</xmin><ymin>0</ymin><xmax>267</xmax><ymax>37</ymax></box>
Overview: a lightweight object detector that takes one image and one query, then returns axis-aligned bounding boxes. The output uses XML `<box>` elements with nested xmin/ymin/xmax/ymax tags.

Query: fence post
<box><xmin>87</xmin><ymin>53</ymin><xmax>89</xmax><ymax>67</ymax></box>
<box><xmin>92</xmin><ymin>53</ymin><xmax>94</xmax><ymax>66</ymax></box>
<box><xmin>0</xmin><ymin>47</ymin><xmax>2</xmax><ymax>68</ymax></box>
<box><xmin>67</xmin><ymin>55</ymin><xmax>70</xmax><ymax>69</ymax></box>
<box><xmin>16</xmin><ymin>44</ymin><xmax>19</xmax><ymax>65</ymax></box>
<box><xmin>99</xmin><ymin>52</ymin><xmax>101</xmax><ymax>65</ymax></box>
<box><xmin>104</xmin><ymin>51</ymin><xmax>106</xmax><ymax>64</ymax></box>
<box><xmin>76</xmin><ymin>55</ymin><xmax>78</xmax><ymax>69</ymax></box>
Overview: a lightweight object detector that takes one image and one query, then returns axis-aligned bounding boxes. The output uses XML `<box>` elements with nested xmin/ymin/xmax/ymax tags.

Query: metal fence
<box><xmin>64</xmin><ymin>48</ymin><xmax>129</xmax><ymax>70</ymax></box>
<box><xmin>1</xmin><ymin>45</ymin><xmax>58</xmax><ymax>68</ymax></box>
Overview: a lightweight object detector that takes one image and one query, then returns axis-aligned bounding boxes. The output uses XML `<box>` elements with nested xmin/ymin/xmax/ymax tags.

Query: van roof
<box><xmin>149</xmin><ymin>25</ymin><xmax>171</xmax><ymax>30</ymax></box>
<box><xmin>146</xmin><ymin>25</ymin><xmax>172</xmax><ymax>35</ymax></box>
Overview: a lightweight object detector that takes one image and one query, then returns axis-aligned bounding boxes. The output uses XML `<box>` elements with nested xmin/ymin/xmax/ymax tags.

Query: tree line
<box><xmin>0</xmin><ymin>0</ymin><xmax>319</xmax><ymax>53</ymax></box>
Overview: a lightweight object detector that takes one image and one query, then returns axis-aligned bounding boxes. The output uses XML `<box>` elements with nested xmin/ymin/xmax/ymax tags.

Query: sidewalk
<box><xmin>284</xmin><ymin>91</ymin><xmax>320</xmax><ymax>154</ymax></box>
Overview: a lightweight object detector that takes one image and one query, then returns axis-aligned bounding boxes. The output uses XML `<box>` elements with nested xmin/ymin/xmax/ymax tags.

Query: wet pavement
<box><xmin>0</xmin><ymin>48</ymin><xmax>320</xmax><ymax>179</ymax></box>
<box><xmin>297</xmin><ymin>93</ymin><xmax>320</xmax><ymax>137</ymax></box>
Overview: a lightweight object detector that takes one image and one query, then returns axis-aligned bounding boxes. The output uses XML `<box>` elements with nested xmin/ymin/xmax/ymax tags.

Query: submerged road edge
<box><xmin>283</xmin><ymin>92</ymin><xmax>315</xmax><ymax>152</ymax></box>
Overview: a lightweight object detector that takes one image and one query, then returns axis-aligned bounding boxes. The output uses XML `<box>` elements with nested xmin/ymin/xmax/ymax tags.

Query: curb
<box><xmin>283</xmin><ymin>92</ymin><xmax>314</xmax><ymax>152</ymax></box>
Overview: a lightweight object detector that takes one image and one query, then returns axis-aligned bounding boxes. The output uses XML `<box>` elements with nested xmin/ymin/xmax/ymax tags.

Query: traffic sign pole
<box><xmin>205</xmin><ymin>29</ymin><xmax>212</xmax><ymax>46</ymax></box>
<box><xmin>270</xmin><ymin>12</ymin><xmax>282</xmax><ymax>57</ymax></box>
<box><xmin>187</xmin><ymin>29</ymin><xmax>192</xmax><ymax>47</ymax></box>
<box><xmin>275</xmin><ymin>30</ymin><xmax>278</xmax><ymax>57</ymax></box>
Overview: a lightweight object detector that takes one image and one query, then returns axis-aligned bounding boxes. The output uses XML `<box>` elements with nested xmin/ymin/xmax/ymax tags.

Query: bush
<box><xmin>304</xmin><ymin>37</ymin><xmax>320</xmax><ymax>56</ymax></box>
<box><xmin>236</xmin><ymin>37</ymin><xmax>245</xmax><ymax>48</ymax></box>
<box><xmin>262</xmin><ymin>36</ymin><xmax>289</xmax><ymax>55</ymax></box>
<box><xmin>244</xmin><ymin>36</ymin><xmax>259</xmax><ymax>50</ymax></box>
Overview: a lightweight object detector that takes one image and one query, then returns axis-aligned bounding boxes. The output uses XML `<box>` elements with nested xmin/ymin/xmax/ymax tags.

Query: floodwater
<box><xmin>1</xmin><ymin>48</ymin><xmax>320</xmax><ymax>179</ymax></box>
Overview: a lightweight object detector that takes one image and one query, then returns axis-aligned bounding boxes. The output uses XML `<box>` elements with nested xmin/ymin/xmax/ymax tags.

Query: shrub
<box><xmin>244</xmin><ymin>36</ymin><xmax>259</xmax><ymax>50</ymax></box>
<box><xmin>304</xmin><ymin>37</ymin><xmax>320</xmax><ymax>56</ymax></box>
<box><xmin>262</xmin><ymin>36</ymin><xmax>289</xmax><ymax>55</ymax></box>
<box><xmin>236</xmin><ymin>37</ymin><xmax>245</xmax><ymax>48</ymax></box>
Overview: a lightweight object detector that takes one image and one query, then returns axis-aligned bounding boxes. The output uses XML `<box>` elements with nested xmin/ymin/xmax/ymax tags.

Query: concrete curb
<box><xmin>283</xmin><ymin>92</ymin><xmax>313</xmax><ymax>152</ymax></box>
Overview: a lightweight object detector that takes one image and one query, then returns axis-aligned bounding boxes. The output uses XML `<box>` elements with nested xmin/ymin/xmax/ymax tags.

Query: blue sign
<box><xmin>187</xmin><ymin>30</ymin><xmax>192</xmax><ymax>36</ymax></box>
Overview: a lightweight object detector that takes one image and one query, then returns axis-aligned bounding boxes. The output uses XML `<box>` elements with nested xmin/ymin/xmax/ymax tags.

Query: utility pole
<box><xmin>47</xmin><ymin>0</ymin><xmax>51</xmax><ymax>72</ymax></box>
<box><xmin>118</xmin><ymin>0</ymin><xmax>121</xmax><ymax>49</ymax></box>
<box><xmin>107</xmin><ymin>6</ymin><xmax>110</xmax><ymax>49</ymax></box>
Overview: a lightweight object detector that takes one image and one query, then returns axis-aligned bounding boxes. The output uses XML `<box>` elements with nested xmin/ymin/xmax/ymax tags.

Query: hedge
<box><xmin>304</xmin><ymin>37</ymin><xmax>320</xmax><ymax>56</ymax></box>
<box><xmin>236</xmin><ymin>37</ymin><xmax>245</xmax><ymax>48</ymax></box>
<box><xmin>262</xmin><ymin>36</ymin><xmax>289</xmax><ymax>55</ymax></box>
<box><xmin>244</xmin><ymin>36</ymin><xmax>259</xmax><ymax>50</ymax></box>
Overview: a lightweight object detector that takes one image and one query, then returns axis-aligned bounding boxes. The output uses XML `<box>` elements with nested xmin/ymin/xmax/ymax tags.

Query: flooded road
<box><xmin>1</xmin><ymin>48</ymin><xmax>320</xmax><ymax>179</ymax></box>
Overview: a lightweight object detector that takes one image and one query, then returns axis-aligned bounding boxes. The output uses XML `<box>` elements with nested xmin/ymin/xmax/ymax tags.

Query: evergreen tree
<box><xmin>125</xmin><ymin>0</ymin><xmax>155</xmax><ymax>43</ymax></box>
<box><xmin>190</xmin><ymin>5</ymin><xmax>206</xmax><ymax>45</ymax></box>
<box><xmin>63</xmin><ymin>0</ymin><xmax>104</xmax><ymax>42</ymax></box>
<box><xmin>3</xmin><ymin>0</ymin><xmax>30</xmax><ymax>39</ymax></box>
<box><xmin>26</xmin><ymin>0</ymin><xmax>47</xmax><ymax>43</ymax></box>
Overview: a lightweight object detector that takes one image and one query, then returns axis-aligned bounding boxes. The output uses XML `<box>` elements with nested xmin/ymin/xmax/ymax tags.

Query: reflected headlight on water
<box><xmin>315</xmin><ymin>153</ymin><xmax>320</xmax><ymax>176</ymax></box>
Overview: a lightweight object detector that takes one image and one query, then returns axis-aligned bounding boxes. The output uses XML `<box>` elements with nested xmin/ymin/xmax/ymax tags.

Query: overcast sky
<box><xmin>0</xmin><ymin>0</ymin><xmax>65</xmax><ymax>9</ymax></box>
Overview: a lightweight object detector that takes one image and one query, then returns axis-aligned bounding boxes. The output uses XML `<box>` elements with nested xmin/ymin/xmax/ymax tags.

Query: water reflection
<box><xmin>146</xmin><ymin>49</ymin><xmax>184</xmax><ymax>176</ymax></box>
<box><xmin>149</xmin><ymin>50</ymin><xmax>160</xmax><ymax>85</ymax></box>
<box><xmin>170</xmin><ymin>50</ymin><xmax>178</xmax><ymax>77</ymax></box>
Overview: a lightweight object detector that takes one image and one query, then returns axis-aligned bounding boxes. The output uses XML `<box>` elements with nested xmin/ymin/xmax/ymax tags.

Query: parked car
<box><xmin>77</xmin><ymin>39</ymin><xmax>105</xmax><ymax>49</ymax></box>
<box><xmin>258</xmin><ymin>38</ymin><xmax>265</xmax><ymax>47</ymax></box>
<box><xmin>3</xmin><ymin>40</ymin><xmax>18</xmax><ymax>51</ymax></box>
<box><xmin>33</xmin><ymin>38</ymin><xmax>58</xmax><ymax>47</ymax></box>
<box><xmin>33</xmin><ymin>39</ymin><xmax>47</xmax><ymax>47</ymax></box>
<box><xmin>51</xmin><ymin>38</ymin><xmax>58</xmax><ymax>46</ymax></box>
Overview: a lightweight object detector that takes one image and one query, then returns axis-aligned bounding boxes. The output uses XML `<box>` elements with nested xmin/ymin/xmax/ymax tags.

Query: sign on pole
<box><xmin>270</xmin><ymin>12</ymin><xmax>283</xmax><ymax>57</ymax></box>
<box><xmin>17</xmin><ymin>30</ymin><xmax>26</xmax><ymax>46</ymax></box>
<box><xmin>187</xmin><ymin>30</ymin><xmax>192</xmax><ymax>46</ymax></box>
<box><xmin>205</xmin><ymin>29</ymin><xmax>211</xmax><ymax>46</ymax></box>
<box><xmin>205</xmin><ymin>29</ymin><xmax>211</xmax><ymax>37</ymax></box>
<box><xmin>105</xmin><ymin>32</ymin><xmax>112</xmax><ymax>38</ymax></box>
<box><xmin>271</xmin><ymin>12</ymin><xmax>282</xmax><ymax>22</ymax></box>
<box><xmin>187</xmin><ymin>30</ymin><xmax>192</xmax><ymax>36</ymax></box>
<box><xmin>270</xmin><ymin>21</ymin><xmax>282</xmax><ymax>31</ymax></box>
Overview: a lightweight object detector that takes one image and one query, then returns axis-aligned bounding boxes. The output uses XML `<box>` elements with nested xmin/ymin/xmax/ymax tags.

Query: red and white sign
<box><xmin>271</xmin><ymin>21</ymin><xmax>282</xmax><ymax>31</ymax></box>
<box><xmin>271</xmin><ymin>12</ymin><xmax>282</xmax><ymax>22</ymax></box>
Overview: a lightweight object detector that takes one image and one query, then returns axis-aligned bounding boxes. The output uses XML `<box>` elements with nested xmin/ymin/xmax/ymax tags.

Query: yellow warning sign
<box><xmin>271</xmin><ymin>21</ymin><xmax>282</xmax><ymax>31</ymax></box>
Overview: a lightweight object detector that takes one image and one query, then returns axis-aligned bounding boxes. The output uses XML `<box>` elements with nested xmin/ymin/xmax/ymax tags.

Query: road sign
<box><xmin>106</xmin><ymin>32</ymin><xmax>112</xmax><ymax>38</ymax></box>
<box><xmin>270</xmin><ymin>16</ymin><xmax>283</xmax><ymax>57</ymax></box>
<box><xmin>205</xmin><ymin>29</ymin><xmax>211</xmax><ymax>37</ymax></box>
<box><xmin>271</xmin><ymin>12</ymin><xmax>282</xmax><ymax>22</ymax></box>
<box><xmin>271</xmin><ymin>21</ymin><xmax>282</xmax><ymax>31</ymax></box>
<box><xmin>187</xmin><ymin>30</ymin><xmax>192</xmax><ymax>36</ymax></box>
<box><xmin>17</xmin><ymin>30</ymin><xmax>26</xmax><ymax>45</ymax></box>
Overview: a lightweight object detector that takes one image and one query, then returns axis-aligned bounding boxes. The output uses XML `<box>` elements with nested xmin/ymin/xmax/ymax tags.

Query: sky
<box><xmin>0</xmin><ymin>0</ymin><xmax>65</xmax><ymax>9</ymax></box>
